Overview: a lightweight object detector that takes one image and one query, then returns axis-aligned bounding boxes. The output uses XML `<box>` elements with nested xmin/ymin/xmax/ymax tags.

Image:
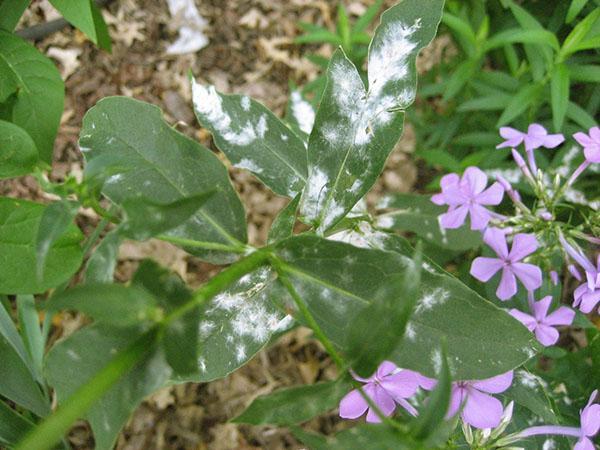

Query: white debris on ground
<box><xmin>165</xmin><ymin>0</ymin><xmax>209</xmax><ymax>55</ymax></box>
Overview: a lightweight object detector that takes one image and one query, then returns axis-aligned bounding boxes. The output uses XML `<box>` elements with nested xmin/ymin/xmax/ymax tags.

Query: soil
<box><xmin>3</xmin><ymin>1</ymin><xmax>452</xmax><ymax>448</ymax></box>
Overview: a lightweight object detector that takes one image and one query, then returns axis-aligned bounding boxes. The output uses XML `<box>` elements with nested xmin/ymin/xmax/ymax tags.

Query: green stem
<box><xmin>15</xmin><ymin>330</ymin><xmax>158</xmax><ymax>450</ymax></box>
<box><xmin>268</xmin><ymin>254</ymin><xmax>344</xmax><ymax>370</ymax></box>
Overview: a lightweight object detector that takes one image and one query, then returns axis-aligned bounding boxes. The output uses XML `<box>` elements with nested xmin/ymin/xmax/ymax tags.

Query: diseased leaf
<box><xmin>191</xmin><ymin>80</ymin><xmax>308</xmax><ymax>197</ymax></box>
<box><xmin>45</xmin><ymin>324</ymin><xmax>171</xmax><ymax>450</ymax></box>
<box><xmin>49</xmin><ymin>0</ymin><xmax>111</xmax><ymax>51</ymax></box>
<box><xmin>274</xmin><ymin>234</ymin><xmax>538</xmax><ymax>379</ymax></box>
<box><xmin>0</xmin><ymin>198</ymin><xmax>83</xmax><ymax>295</ymax></box>
<box><xmin>0</xmin><ymin>120</ymin><xmax>38</xmax><ymax>178</ymax></box>
<box><xmin>85</xmin><ymin>230</ymin><xmax>120</xmax><ymax>283</ymax></box>
<box><xmin>300</xmin><ymin>0</ymin><xmax>444</xmax><ymax>233</ymax></box>
<box><xmin>375</xmin><ymin>193</ymin><xmax>482</xmax><ymax>251</ymax></box>
<box><xmin>79</xmin><ymin>96</ymin><xmax>248</xmax><ymax>264</ymax></box>
<box><xmin>268</xmin><ymin>194</ymin><xmax>300</xmax><ymax>244</ymax></box>
<box><xmin>233</xmin><ymin>379</ymin><xmax>351</xmax><ymax>426</ymax></box>
<box><xmin>0</xmin><ymin>31</ymin><xmax>64</xmax><ymax>163</ymax></box>
<box><xmin>286</xmin><ymin>89</ymin><xmax>315</xmax><ymax>139</ymax></box>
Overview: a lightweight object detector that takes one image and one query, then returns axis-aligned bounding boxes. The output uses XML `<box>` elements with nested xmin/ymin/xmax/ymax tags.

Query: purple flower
<box><xmin>509</xmin><ymin>296</ymin><xmax>575</xmax><ymax>346</ymax></box>
<box><xmin>574</xmin><ymin>127</ymin><xmax>600</xmax><ymax>163</ymax></box>
<box><xmin>339</xmin><ymin>361</ymin><xmax>428</xmax><ymax>422</ymax></box>
<box><xmin>432</xmin><ymin>167</ymin><xmax>504</xmax><ymax>230</ymax></box>
<box><xmin>470</xmin><ymin>228</ymin><xmax>542</xmax><ymax>300</ymax></box>
<box><xmin>518</xmin><ymin>390</ymin><xmax>600</xmax><ymax>449</ymax></box>
<box><xmin>497</xmin><ymin>124</ymin><xmax>564</xmax><ymax>151</ymax></box>
<box><xmin>560</xmin><ymin>235</ymin><xmax>600</xmax><ymax>313</ymax></box>
<box><xmin>446</xmin><ymin>371</ymin><xmax>513</xmax><ymax>429</ymax></box>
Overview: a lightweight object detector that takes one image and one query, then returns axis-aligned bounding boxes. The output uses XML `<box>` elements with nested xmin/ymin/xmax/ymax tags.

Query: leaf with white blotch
<box><xmin>300</xmin><ymin>0</ymin><xmax>444</xmax><ymax>232</ymax></box>
<box><xmin>45</xmin><ymin>324</ymin><xmax>171</xmax><ymax>450</ymax></box>
<box><xmin>376</xmin><ymin>193</ymin><xmax>482</xmax><ymax>251</ymax></box>
<box><xmin>0</xmin><ymin>31</ymin><xmax>64</xmax><ymax>163</ymax></box>
<box><xmin>191</xmin><ymin>80</ymin><xmax>308</xmax><ymax>197</ymax></box>
<box><xmin>0</xmin><ymin>198</ymin><xmax>83</xmax><ymax>294</ymax></box>
<box><xmin>285</xmin><ymin>89</ymin><xmax>315</xmax><ymax>140</ymax></box>
<box><xmin>268</xmin><ymin>194</ymin><xmax>300</xmax><ymax>243</ymax></box>
<box><xmin>274</xmin><ymin>233</ymin><xmax>538</xmax><ymax>380</ymax></box>
<box><xmin>0</xmin><ymin>120</ymin><xmax>38</xmax><ymax>178</ymax></box>
<box><xmin>177</xmin><ymin>267</ymin><xmax>292</xmax><ymax>382</ymax></box>
<box><xmin>79</xmin><ymin>96</ymin><xmax>247</xmax><ymax>264</ymax></box>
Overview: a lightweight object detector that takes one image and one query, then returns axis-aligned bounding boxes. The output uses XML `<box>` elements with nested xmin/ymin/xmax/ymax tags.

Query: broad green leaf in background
<box><xmin>375</xmin><ymin>193</ymin><xmax>483</xmax><ymax>251</ymax></box>
<box><xmin>0</xmin><ymin>198</ymin><xmax>83</xmax><ymax>295</ymax></box>
<box><xmin>84</xmin><ymin>229</ymin><xmax>120</xmax><ymax>283</ymax></box>
<box><xmin>275</xmin><ymin>234</ymin><xmax>538</xmax><ymax>380</ymax></box>
<box><xmin>0</xmin><ymin>400</ymin><xmax>34</xmax><ymax>447</ymax></box>
<box><xmin>35</xmin><ymin>199</ymin><xmax>79</xmax><ymax>280</ymax></box>
<box><xmin>49</xmin><ymin>0</ymin><xmax>111</xmax><ymax>51</ymax></box>
<box><xmin>46</xmin><ymin>283</ymin><xmax>161</xmax><ymax>327</ymax></box>
<box><xmin>551</xmin><ymin>63</ymin><xmax>570</xmax><ymax>131</ymax></box>
<box><xmin>300</xmin><ymin>0</ymin><xmax>444</xmax><ymax>233</ymax></box>
<box><xmin>0</xmin><ymin>120</ymin><xmax>38</xmax><ymax>178</ymax></box>
<box><xmin>0</xmin><ymin>0</ymin><xmax>30</xmax><ymax>32</ymax></box>
<box><xmin>177</xmin><ymin>267</ymin><xmax>291</xmax><ymax>383</ymax></box>
<box><xmin>233</xmin><ymin>379</ymin><xmax>352</xmax><ymax>426</ymax></box>
<box><xmin>268</xmin><ymin>194</ymin><xmax>300</xmax><ymax>244</ymax></box>
<box><xmin>191</xmin><ymin>80</ymin><xmax>308</xmax><ymax>197</ymax></box>
<box><xmin>45</xmin><ymin>324</ymin><xmax>171</xmax><ymax>450</ymax></box>
<box><xmin>79</xmin><ymin>96</ymin><xmax>248</xmax><ymax>264</ymax></box>
<box><xmin>0</xmin><ymin>31</ymin><xmax>64</xmax><ymax>163</ymax></box>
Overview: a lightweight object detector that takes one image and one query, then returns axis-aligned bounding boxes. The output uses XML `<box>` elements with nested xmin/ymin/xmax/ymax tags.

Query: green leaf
<box><xmin>294</xmin><ymin>30</ymin><xmax>343</xmax><ymax>45</ymax></box>
<box><xmin>567</xmin><ymin>0</ymin><xmax>590</xmax><ymax>23</ymax></box>
<box><xmin>353</xmin><ymin>0</ymin><xmax>384</xmax><ymax>33</ymax></box>
<box><xmin>497</xmin><ymin>83</ymin><xmax>542</xmax><ymax>126</ymax></box>
<box><xmin>416</xmin><ymin>149</ymin><xmax>462</xmax><ymax>172</ymax></box>
<box><xmin>16</xmin><ymin>295</ymin><xmax>45</xmax><ymax>383</ymax></box>
<box><xmin>45</xmin><ymin>324</ymin><xmax>171</xmax><ymax>450</ymax></box>
<box><xmin>275</xmin><ymin>234</ymin><xmax>538</xmax><ymax>379</ymax></box>
<box><xmin>0</xmin><ymin>324</ymin><xmax>49</xmax><ymax>417</ymax></box>
<box><xmin>457</xmin><ymin>93</ymin><xmax>511</xmax><ymax>112</ymax></box>
<box><xmin>191</xmin><ymin>80</ymin><xmax>308</xmax><ymax>197</ymax></box>
<box><xmin>0</xmin><ymin>31</ymin><xmax>64</xmax><ymax>163</ymax></box>
<box><xmin>233</xmin><ymin>379</ymin><xmax>351</xmax><ymax>426</ymax></box>
<box><xmin>442</xmin><ymin>12</ymin><xmax>477</xmax><ymax>57</ymax></box>
<box><xmin>442</xmin><ymin>59</ymin><xmax>479</xmax><ymax>101</ymax></box>
<box><xmin>177</xmin><ymin>267</ymin><xmax>290</xmax><ymax>383</ymax></box>
<box><xmin>484</xmin><ymin>29</ymin><xmax>560</xmax><ymax>51</ymax></box>
<box><xmin>569</xmin><ymin>64</ymin><xmax>600</xmax><ymax>83</ymax></box>
<box><xmin>337</xmin><ymin>3</ymin><xmax>351</xmax><ymax>51</ymax></box>
<box><xmin>0</xmin><ymin>198</ymin><xmax>83</xmax><ymax>294</ymax></box>
<box><xmin>35</xmin><ymin>199</ymin><xmax>79</xmax><ymax>281</ymax></box>
<box><xmin>0</xmin><ymin>298</ymin><xmax>36</xmax><ymax>378</ymax></box>
<box><xmin>296</xmin><ymin>424</ymin><xmax>416</xmax><ymax>450</ymax></box>
<box><xmin>84</xmin><ymin>229</ymin><xmax>120</xmax><ymax>283</ymax></box>
<box><xmin>0</xmin><ymin>400</ymin><xmax>34</xmax><ymax>446</ymax></box>
<box><xmin>566</xmin><ymin>101</ymin><xmax>598</xmax><ymax>129</ymax></box>
<box><xmin>300</xmin><ymin>0</ymin><xmax>444</xmax><ymax>233</ymax></box>
<box><xmin>0</xmin><ymin>119</ymin><xmax>38</xmax><ymax>178</ymax></box>
<box><xmin>79</xmin><ymin>96</ymin><xmax>248</xmax><ymax>264</ymax></box>
<box><xmin>48</xmin><ymin>0</ymin><xmax>111</xmax><ymax>51</ymax></box>
<box><xmin>561</xmin><ymin>7</ymin><xmax>600</xmax><ymax>56</ymax></box>
<box><xmin>268</xmin><ymin>194</ymin><xmax>300</xmax><ymax>244</ymax></box>
<box><xmin>0</xmin><ymin>0</ymin><xmax>30</xmax><ymax>31</ymax></box>
<box><xmin>46</xmin><ymin>284</ymin><xmax>161</xmax><ymax>327</ymax></box>
<box><xmin>505</xmin><ymin>369</ymin><xmax>559</xmax><ymax>424</ymax></box>
<box><xmin>376</xmin><ymin>193</ymin><xmax>482</xmax><ymax>251</ymax></box>
<box><xmin>120</xmin><ymin>192</ymin><xmax>214</xmax><ymax>241</ymax></box>
<box><xmin>550</xmin><ymin>63</ymin><xmax>569</xmax><ymax>132</ymax></box>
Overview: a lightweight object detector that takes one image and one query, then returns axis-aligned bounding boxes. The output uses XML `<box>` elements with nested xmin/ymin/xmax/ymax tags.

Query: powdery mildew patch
<box><xmin>290</xmin><ymin>91</ymin><xmax>315</xmax><ymax>135</ymax></box>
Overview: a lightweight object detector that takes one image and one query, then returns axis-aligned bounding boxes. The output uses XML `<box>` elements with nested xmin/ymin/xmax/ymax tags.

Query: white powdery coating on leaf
<box><xmin>542</xmin><ymin>439</ymin><xmax>556</xmax><ymax>450</ymax></box>
<box><xmin>290</xmin><ymin>91</ymin><xmax>315</xmax><ymax>135</ymax></box>
<box><xmin>517</xmin><ymin>370</ymin><xmax>547</xmax><ymax>389</ymax></box>
<box><xmin>376</xmin><ymin>215</ymin><xmax>395</xmax><ymax>229</ymax></box>
<box><xmin>415</xmin><ymin>287</ymin><xmax>450</xmax><ymax>314</ymax></box>
<box><xmin>431</xmin><ymin>348</ymin><xmax>442</xmax><ymax>373</ymax></box>
<box><xmin>192</xmin><ymin>81</ymin><xmax>265</xmax><ymax>146</ymax></box>
<box><xmin>318</xmin><ymin>201</ymin><xmax>345</xmax><ymax>232</ymax></box>
<box><xmin>235</xmin><ymin>158</ymin><xmax>263</xmax><ymax>174</ymax></box>
<box><xmin>240</xmin><ymin>96</ymin><xmax>251</xmax><ymax>111</ymax></box>
<box><xmin>327</xmin><ymin>221</ymin><xmax>389</xmax><ymax>249</ymax></box>
<box><xmin>405</xmin><ymin>322</ymin><xmax>416</xmax><ymax>341</ymax></box>
<box><xmin>368</xmin><ymin>19</ymin><xmax>421</xmax><ymax>99</ymax></box>
<box><xmin>302</xmin><ymin>168</ymin><xmax>329</xmax><ymax>221</ymax></box>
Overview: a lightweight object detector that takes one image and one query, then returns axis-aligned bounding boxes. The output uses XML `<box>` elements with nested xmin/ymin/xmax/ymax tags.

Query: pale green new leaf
<box><xmin>275</xmin><ymin>234</ymin><xmax>538</xmax><ymax>380</ymax></box>
<box><xmin>300</xmin><ymin>0</ymin><xmax>444</xmax><ymax>233</ymax></box>
<box><xmin>0</xmin><ymin>119</ymin><xmax>38</xmax><ymax>178</ymax></box>
<box><xmin>191</xmin><ymin>80</ymin><xmax>308</xmax><ymax>197</ymax></box>
<box><xmin>79</xmin><ymin>96</ymin><xmax>248</xmax><ymax>264</ymax></box>
<box><xmin>0</xmin><ymin>198</ymin><xmax>83</xmax><ymax>295</ymax></box>
<box><xmin>0</xmin><ymin>31</ymin><xmax>64</xmax><ymax>163</ymax></box>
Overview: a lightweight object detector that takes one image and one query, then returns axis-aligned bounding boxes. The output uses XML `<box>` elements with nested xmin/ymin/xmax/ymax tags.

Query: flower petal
<box><xmin>509</xmin><ymin>309</ymin><xmax>536</xmax><ymax>331</ymax></box>
<box><xmin>470</xmin><ymin>257</ymin><xmax>503</xmax><ymax>282</ymax></box>
<box><xmin>462</xmin><ymin>166</ymin><xmax>488</xmax><ymax>195</ymax></box>
<box><xmin>471</xmin><ymin>371</ymin><xmax>514</xmax><ymax>394</ymax></box>
<box><xmin>527</xmin><ymin>123</ymin><xmax>548</xmax><ymax>137</ymax></box>
<box><xmin>574</xmin><ymin>437</ymin><xmax>596</xmax><ymax>450</ymax></box>
<box><xmin>462</xmin><ymin>388</ymin><xmax>504</xmax><ymax>429</ymax></box>
<box><xmin>509</xmin><ymin>233</ymin><xmax>539</xmax><ymax>261</ymax></box>
<box><xmin>339</xmin><ymin>388</ymin><xmax>369</xmax><ymax>419</ymax></box>
<box><xmin>497</xmin><ymin>267</ymin><xmax>518</xmax><ymax>300</ymax></box>
<box><xmin>511</xmin><ymin>262</ymin><xmax>542</xmax><ymax>291</ymax></box>
<box><xmin>440</xmin><ymin>173</ymin><xmax>460</xmax><ymax>189</ymax></box>
<box><xmin>544</xmin><ymin>306</ymin><xmax>575</xmax><ymax>327</ymax></box>
<box><xmin>365</xmin><ymin>387</ymin><xmax>396</xmax><ymax>423</ymax></box>
<box><xmin>475</xmin><ymin>182</ymin><xmax>504</xmax><ymax>205</ymax></box>
<box><xmin>579</xmin><ymin>290</ymin><xmax>600</xmax><ymax>314</ymax></box>
<box><xmin>440</xmin><ymin>205</ymin><xmax>469</xmax><ymax>229</ymax></box>
<box><xmin>589</xmin><ymin>126</ymin><xmax>600</xmax><ymax>142</ymax></box>
<box><xmin>574</xmin><ymin>131</ymin><xmax>595</xmax><ymax>148</ymax></box>
<box><xmin>542</xmin><ymin>133</ymin><xmax>565</xmax><ymax>148</ymax></box>
<box><xmin>446</xmin><ymin>385</ymin><xmax>465</xmax><ymax>419</ymax></box>
<box><xmin>377</xmin><ymin>360</ymin><xmax>399</xmax><ymax>378</ymax></box>
<box><xmin>380</xmin><ymin>371</ymin><xmax>419</xmax><ymax>399</ymax></box>
<box><xmin>533</xmin><ymin>295</ymin><xmax>552</xmax><ymax>321</ymax></box>
<box><xmin>535</xmin><ymin>324</ymin><xmax>560</xmax><ymax>347</ymax></box>
<box><xmin>584</xmin><ymin>145</ymin><xmax>600</xmax><ymax>163</ymax></box>
<box><xmin>397</xmin><ymin>397</ymin><xmax>418</xmax><ymax>417</ymax></box>
<box><xmin>468</xmin><ymin>204</ymin><xmax>492</xmax><ymax>230</ymax></box>
<box><xmin>497</xmin><ymin>127</ymin><xmax>524</xmax><ymax>148</ymax></box>
<box><xmin>483</xmin><ymin>227</ymin><xmax>509</xmax><ymax>259</ymax></box>
<box><xmin>431</xmin><ymin>193</ymin><xmax>446</xmax><ymax>205</ymax></box>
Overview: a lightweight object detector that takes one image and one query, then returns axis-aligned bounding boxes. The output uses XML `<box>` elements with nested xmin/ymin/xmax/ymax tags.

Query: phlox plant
<box><xmin>0</xmin><ymin>1</ymin><xmax>598</xmax><ymax>450</ymax></box>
